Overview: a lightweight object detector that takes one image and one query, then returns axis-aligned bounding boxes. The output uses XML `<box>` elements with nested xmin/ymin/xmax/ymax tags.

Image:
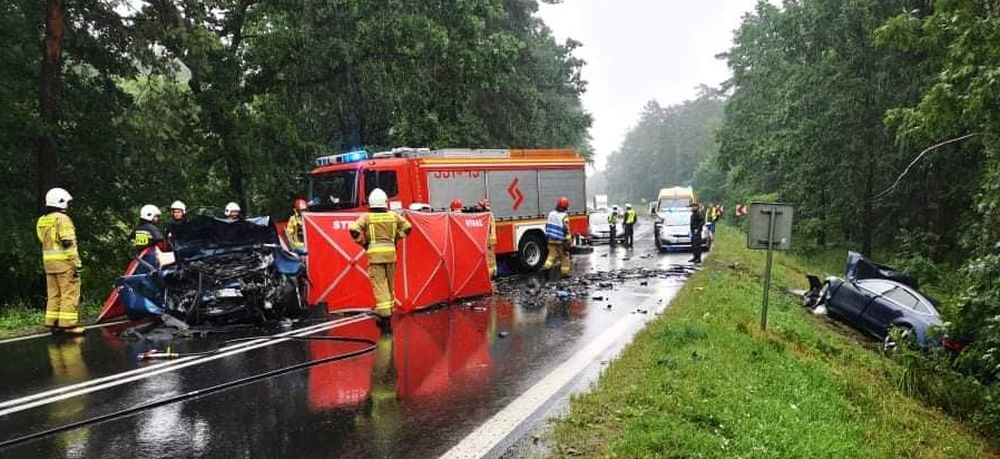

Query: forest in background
<box><xmin>604</xmin><ymin>0</ymin><xmax>1000</xmax><ymax>437</ymax></box>
<box><xmin>1</xmin><ymin>0</ymin><xmax>591</xmax><ymax>305</ymax></box>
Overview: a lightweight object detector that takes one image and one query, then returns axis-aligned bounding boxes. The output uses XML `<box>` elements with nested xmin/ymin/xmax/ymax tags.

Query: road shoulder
<box><xmin>545</xmin><ymin>226</ymin><xmax>998</xmax><ymax>459</ymax></box>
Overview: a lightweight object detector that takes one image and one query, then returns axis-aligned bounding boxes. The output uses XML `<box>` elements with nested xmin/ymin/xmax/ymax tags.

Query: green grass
<box><xmin>548</xmin><ymin>225</ymin><xmax>998</xmax><ymax>459</ymax></box>
<box><xmin>0</xmin><ymin>300</ymin><xmax>101</xmax><ymax>338</ymax></box>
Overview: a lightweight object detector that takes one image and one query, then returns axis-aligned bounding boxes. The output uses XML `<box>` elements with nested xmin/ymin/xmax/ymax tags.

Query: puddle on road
<box><xmin>0</xmin><ymin>244</ymin><xmax>694</xmax><ymax>459</ymax></box>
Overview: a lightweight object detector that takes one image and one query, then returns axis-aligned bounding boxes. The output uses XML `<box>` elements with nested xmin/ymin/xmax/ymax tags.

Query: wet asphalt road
<box><xmin>0</xmin><ymin>225</ymin><xmax>696</xmax><ymax>458</ymax></box>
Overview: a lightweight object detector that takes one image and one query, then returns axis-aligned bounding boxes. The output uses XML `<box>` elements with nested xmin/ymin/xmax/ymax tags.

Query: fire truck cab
<box><xmin>307</xmin><ymin>147</ymin><xmax>588</xmax><ymax>271</ymax></box>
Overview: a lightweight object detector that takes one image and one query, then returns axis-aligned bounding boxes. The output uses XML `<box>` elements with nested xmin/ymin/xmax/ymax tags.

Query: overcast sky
<box><xmin>536</xmin><ymin>0</ymin><xmax>762</xmax><ymax>171</ymax></box>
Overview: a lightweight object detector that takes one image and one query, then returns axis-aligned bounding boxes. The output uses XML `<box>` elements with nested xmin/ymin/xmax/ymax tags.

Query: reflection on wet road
<box><xmin>0</xmin><ymin>226</ymin><xmax>694</xmax><ymax>458</ymax></box>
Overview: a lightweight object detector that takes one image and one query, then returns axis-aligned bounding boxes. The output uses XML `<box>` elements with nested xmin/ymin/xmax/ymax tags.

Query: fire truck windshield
<box><xmin>309</xmin><ymin>170</ymin><xmax>358</xmax><ymax>210</ymax></box>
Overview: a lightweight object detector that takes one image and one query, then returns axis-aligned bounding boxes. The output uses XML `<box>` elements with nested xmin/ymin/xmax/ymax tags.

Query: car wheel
<box><xmin>882</xmin><ymin>325</ymin><xmax>914</xmax><ymax>354</ymax></box>
<box><xmin>518</xmin><ymin>232</ymin><xmax>548</xmax><ymax>272</ymax></box>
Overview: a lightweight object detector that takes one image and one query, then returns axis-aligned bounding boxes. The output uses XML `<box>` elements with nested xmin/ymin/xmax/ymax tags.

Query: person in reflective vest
<box><xmin>350</xmin><ymin>188</ymin><xmax>412</xmax><ymax>320</ymax></box>
<box><xmin>608</xmin><ymin>205</ymin><xmax>619</xmax><ymax>247</ymax></box>
<box><xmin>623</xmin><ymin>203</ymin><xmax>637</xmax><ymax>249</ymax></box>
<box><xmin>285</xmin><ymin>198</ymin><xmax>308</xmax><ymax>253</ymax></box>
<box><xmin>543</xmin><ymin>196</ymin><xmax>572</xmax><ymax>277</ymax></box>
<box><xmin>36</xmin><ymin>188</ymin><xmax>84</xmax><ymax>334</ymax></box>
<box><xmin>477</xmin><ymin>198</ymin><xmax>498</xmax><ymax>277</ymax></box>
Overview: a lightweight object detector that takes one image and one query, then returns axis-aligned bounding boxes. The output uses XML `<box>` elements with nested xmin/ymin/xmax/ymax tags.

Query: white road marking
<box><xmin>0</xmin><ymin>320</ymin><xmax>129</xmax><ymax>345</ymax></box>
<box><xmin>439</xmin><ymin>291</ymin><xmax>664</xmax><ymax>459</ymax></box>
<box><xmin>0</xmin><ymin>315</ymin><xmax>370</xmax><ymax>417</ymax></box>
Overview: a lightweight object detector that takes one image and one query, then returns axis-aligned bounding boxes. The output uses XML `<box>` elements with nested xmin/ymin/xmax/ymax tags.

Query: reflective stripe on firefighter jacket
<box><xmin>624</xmin><ymin>209</ymin><xmax>637</xmax><ymax>225</ymax></box>
<box><xmin>36</xmin><ymin>212</ymin><xmax>81</xmax><ymax>273</ymax></box>
<box><xmin>349</xmin><ymin>211</ymin><xmax>412</xmax><ymax>264</ymax></box>
<box><xmin>131</xmin><ymin>221</ymin><xmax>164</xmax><ymax>253</ymax></box>
<box><xmin>545</xmin><ymin>210</ymin><xmax>571</xmax><ymax>243</ymax></box>
<box><xmin>285</xmin><ymin>213</ymin><xmax>305</xmax><ymax>249</ymax></box>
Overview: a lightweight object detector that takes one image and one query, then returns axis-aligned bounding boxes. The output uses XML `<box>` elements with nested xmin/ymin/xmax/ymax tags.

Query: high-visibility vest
<box><xmin>36</xmin><ymin>212</ymin><xmax>81</xmax><ymax>273</ymax></box>
<box><xmin>624</xmin><ymin>209</ymin><xmax>637</xmax><ymax>225</ymax></box>
<box><xmin>608</xmin><ymin>212</ymin><xmax>618</xmax><ymax>224</ymax></box>
<box><xmin>350</xmin><ymin>211</ymin><xmax>412</xmax><ymax>264</ymax></box>
<box><xmin>545</xmin><ymin>210</ymin><xmax>570</xmax><ymax>242</ymax></box>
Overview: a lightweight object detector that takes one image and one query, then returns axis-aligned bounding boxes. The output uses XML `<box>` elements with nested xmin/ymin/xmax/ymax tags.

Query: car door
<box><xmin>859</xmin><ymin>283</ymin><xmax>911</xmax><ymax>338</ymax></box>
<box><xmin>831</xmin><ymin>279</ymin><xmax>892</xmax><ymax>327</ymax></box>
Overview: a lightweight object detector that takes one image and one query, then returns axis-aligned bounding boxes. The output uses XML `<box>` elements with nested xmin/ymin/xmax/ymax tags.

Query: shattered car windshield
<box><xmin>309</xmin><ymin>170</ymin><xmax>358</xmax><ymax>210</ymax></box>
<box><xmin>661</xmin><ymin>210</ymin><xmax>691</xmax><ymax>226</ymax></box>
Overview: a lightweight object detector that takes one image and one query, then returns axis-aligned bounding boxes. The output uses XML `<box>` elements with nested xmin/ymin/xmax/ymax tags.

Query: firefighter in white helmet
<box><xmin>130</xmin><ymin>204</ymin><xmax>164</xmax><ymax>256</ymax></box>
<box><xmin>224</xmin><ymin>202</ymin><xmax>241</xmax><ymax>221</ymax></box>
<box><xmin>165</xmin><ymin>200</ymin><xmax>187</xmax><ymax>250</ymax></box>
<box><xmin>349</xmin><ymin>188</ymin><xmax>412</xmax><ymax>324</ymax></box>
<box><xmin>37</xmin><ymin>188</ymin><xmax>84</xmax><ymax>333</ymax></box>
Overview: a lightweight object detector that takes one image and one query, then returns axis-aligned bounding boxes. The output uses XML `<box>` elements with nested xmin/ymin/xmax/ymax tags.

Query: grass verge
<box><xmin>548</xmin><ymin>225</ymin><xmax>998</xmax><ymax>458</ymax></box>
<box><xmin>0</xmin><ymin>300</ymin><xmax>101</xmax><ymax>338</ymax></box>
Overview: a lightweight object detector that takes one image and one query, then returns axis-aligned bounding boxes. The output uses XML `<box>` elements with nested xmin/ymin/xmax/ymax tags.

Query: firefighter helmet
<box><xmin>557</xmin><ymin>196</ymin><xmax>570</xmax><ymax>210</ymax></box>
<box><xmin>625</xmin><ymin>203</ymin><xmax>632</xmax><ymax>208</ymax></box>
<box><xmin>225</xmin><ymin>202</ymin><xmax>241</xmax><ymax>217</ymax></box>
<box><xmin>369</xmin><ymin>188</ymin><xmax>388</xmax><ymax>209</ymax></box>
<box><xmin>140</xmin><ymin>204</ymin><xmax>161</xmax><ymax>222</ymax></box>
<box><xmin>293</xmin><ymin>198</ymin><xmax>308</xmax><ymax>211</ymax></box>
<box><xmin>169</xmin><ymin>200</ymin><xmax>187</xmax><ymax>212</ymax></box>
<box><xmin>45</xmin><ymin>188</ymin><xmax>72</xmax><ymax>209</ymax></box>
<box><xmin>450</xmin><ymin>199</ymin><xmax>463</xmax><ymax>211</ymax></box>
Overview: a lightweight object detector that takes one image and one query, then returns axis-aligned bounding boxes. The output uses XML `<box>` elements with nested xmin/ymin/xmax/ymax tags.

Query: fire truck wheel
<box><xmin>518</xmin><ymin>232</ymin><xmax>548</xmax><ymax>272</ymax></box>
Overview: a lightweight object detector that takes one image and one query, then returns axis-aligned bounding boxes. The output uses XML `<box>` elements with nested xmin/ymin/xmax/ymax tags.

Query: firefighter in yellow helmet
<box><xmin>36</xmin><ymin>188</ymin><xmax>84</xmax><ymax>334</ymax></box>
<box><xmin>349</xmin><ymin>188</ymin><xmax>412</xmax><ymax>322</ymax></box>
<box><xmin>542</xmin><ymin>196</ymin><xmax>572</xmax><ymax>278</ymax></box>
<box><xmin>285</xmin><ymin>198</ymin><xmax>309</xmax><ymax>253</ymax></box>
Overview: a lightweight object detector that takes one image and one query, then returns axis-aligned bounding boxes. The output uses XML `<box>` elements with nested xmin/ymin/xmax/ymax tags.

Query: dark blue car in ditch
<box><xmin>814</xmin><ymin>252</ymin><xmax>941</xmax><ymax>350</ymax></box>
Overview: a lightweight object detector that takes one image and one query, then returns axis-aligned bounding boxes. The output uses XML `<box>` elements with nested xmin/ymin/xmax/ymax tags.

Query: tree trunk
<box><xmin>862</xmin><ymin>159</ymin><xmax>874</xmax><ymax>257</ymax></box>
<box><xmin>37</xmin><ymin>0</ymin><xmax>65</xmax><ymax>210</ymax></box>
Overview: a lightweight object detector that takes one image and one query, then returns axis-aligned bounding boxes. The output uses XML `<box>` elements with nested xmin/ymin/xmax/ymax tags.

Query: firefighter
<box><xmin>165</xmin><ymin>200</ymin><xmax>187</xmax><ymax>250</ymax></box>
<box><xmin>450</xmin><ymin>199</ymin><xmax>463</xmax><ymax>212</ymax></box>
<box><xmin>285</xmin><ymin>198</ymin><xmax>308</xmax><ymax>252</ymax></box>
<box><xmin>169</xmin><ymin>200</ymin><xmax>187</xmax><ymax>224</ymax></box>
<box><xmin>131</xmin><ymin>205</ymin><xmax>165</xmax><ymax>254</ymax></box>
<box><xmin>542</xmin><ymin>196</ymin><xmax>572</xmax><ymax>278</ymax></box>
<box><xmin>608</xmin><ymin>205</ymin><xmax>619</xmax><ymax>247</ymax></box>
<box><xmin>477</xmin><ymin>198</ymin><xmax>498</xmax><ymax>277</ymax></box>
<box><xmin>224</xmin><ymin>202</ymin><xmax>241</xmax><ymax>221</ymax></box>
<box><xmin>350</xmin><ymin>188</ymin><xmax>412</xmax><ymax>322</ymax></box>
<box><xmin>37</xmin><ymin>188</ymin><xmax>84</xmax><ymax>334</ymax></box>
<box><xmin>689</xmin><ymin>202</ymin><xmax>705</xmax><ymax>263</ymax></box>
<box><xmin>623</xmin><ymin>203</ymin><xmax>637</xmax><ymax>249</ymax></box>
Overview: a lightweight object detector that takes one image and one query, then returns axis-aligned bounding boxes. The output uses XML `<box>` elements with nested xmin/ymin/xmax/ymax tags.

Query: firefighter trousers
<box><xmin>543</xmin><ymin>242</ymin><xmax>571</xmax><ymax>276</ymax></box>
<box><xmin>369</xmin><ymin>262</ymin><xmax>396</xmax><ymax>318</ymax></box>
<box><xmin>45</xmin><ymin>270</ymin><xmax>81</xmax><ymax>328</ymax></box>
<box><xmin>487</xmin><ymin>245</ymin><xmax>497</xmax><ymax>277</ymax></box>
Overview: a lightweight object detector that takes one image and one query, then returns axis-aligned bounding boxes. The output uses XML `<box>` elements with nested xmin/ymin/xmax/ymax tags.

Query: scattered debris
<box><xmin>498</xmin><ymin>330</ymin><xmax>509</xmax><ymax>338</ymax></box>
<box><xmin>591</xmin><ymin>296</ymin><xmax>604</xmax><ymax>301</ymax></box>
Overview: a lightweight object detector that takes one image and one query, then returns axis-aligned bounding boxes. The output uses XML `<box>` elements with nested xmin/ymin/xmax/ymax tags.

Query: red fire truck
<box><xmin>306</xmin><ymin>147</ymin><xmax>588</xmax><ymax>271</ymax></box>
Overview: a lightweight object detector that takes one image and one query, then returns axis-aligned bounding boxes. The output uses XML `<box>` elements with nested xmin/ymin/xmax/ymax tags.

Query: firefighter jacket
<box><xmin>545</xmin><ymin>210</ymin><xmax>571</xmax><ymax>243</ymax></box>
<box><xmin>487</xmin><ymin>212</ymin><xmax>497</xmax><ymax>246</ymax></box>
<box><xmin>624</xmin><ymin>208</ymin><xmax>637</xmax><ymax>225</ymax></box>
<box><xmin>285</xmin><ymin>212</ymin><xmax>305</xmax><ymax>249</ymax></box>
<box><xmin>130</xmin><ymin>221</ymin><xmax>164</xmax><ymax>253</ymax></box>
<box><xmin>350</xmin><ymin>210</ymin><xmax>412</xmax><ymax>264</ymax></box>
<box><xmin>36</xmin><ymin>211</ymin><xmax>81</xmax><ymax>273</ymax></box>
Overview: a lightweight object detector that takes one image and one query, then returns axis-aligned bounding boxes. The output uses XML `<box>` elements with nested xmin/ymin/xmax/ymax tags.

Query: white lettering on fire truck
<box><xmin>431</xmin><ymin>171</ymin><xmax>481</xmax><ymax>179</ymax></box>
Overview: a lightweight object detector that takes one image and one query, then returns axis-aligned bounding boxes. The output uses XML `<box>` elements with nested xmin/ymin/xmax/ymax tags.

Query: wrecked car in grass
<box><xmin>807</xmin><ymin>251</ymin><xmax>941</xmax><ymax>351</ymax></box>
<box><xmin>116</xmin><ymin>216</ymin><xmax>306</xmax><ymax>325</ymax></box>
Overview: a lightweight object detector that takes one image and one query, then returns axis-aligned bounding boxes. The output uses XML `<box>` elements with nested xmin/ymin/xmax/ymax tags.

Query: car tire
<box><xmin>882</xmin><ymin>325</ymin><xmax>914</xmax><ymax>354</ymax></box>
<box><xmin>518</xmin><ymin>232</ymin><xmax>548</xmax><ymax>272</ymax></box>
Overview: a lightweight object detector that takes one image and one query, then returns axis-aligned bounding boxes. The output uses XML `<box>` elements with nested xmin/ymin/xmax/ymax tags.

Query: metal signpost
<box><xmin>747</xmin><ymin>203</ymin><xmax>794</xmax><ymax>331</ymax></box>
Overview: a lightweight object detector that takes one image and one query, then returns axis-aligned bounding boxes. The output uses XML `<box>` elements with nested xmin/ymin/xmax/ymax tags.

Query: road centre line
<box><xmin>0</xmin><ymin>315</ymin><xmax>369</xmax><ymax>417</ymax></box>
<box><xmin>439</xmin><ymin>289</ymin><xmax>665</xmax><ymax>459</ymax></box>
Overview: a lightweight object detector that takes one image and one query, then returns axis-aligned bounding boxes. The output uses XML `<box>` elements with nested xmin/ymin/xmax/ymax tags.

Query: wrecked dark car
<box><xmin>808</xmin><ymin>251</ymin><xmax>941</xmax><ymax>350</ymax></box>
<box><xmin>117</xmin><ymin>216</ymin><xmax>306</xmax><ymax>325</ymax></box>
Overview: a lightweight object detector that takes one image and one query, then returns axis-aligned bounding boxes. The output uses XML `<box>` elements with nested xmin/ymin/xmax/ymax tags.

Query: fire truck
<box><xmin>306</xmin><ymin>147</ymin><xmax>588</xmax><ymax>271</ymax></box>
